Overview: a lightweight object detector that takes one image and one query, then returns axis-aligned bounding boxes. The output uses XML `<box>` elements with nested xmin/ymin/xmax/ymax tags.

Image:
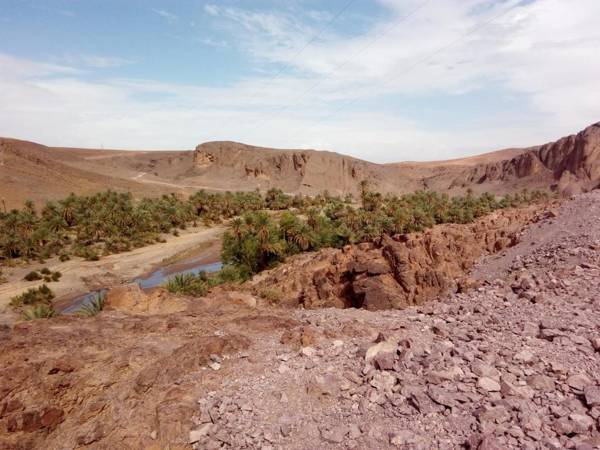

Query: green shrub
<box><xmin>22</xmin><ymin>304</ymin><xmax>56</xmax><ymax>320</ymax></box>
<box><xmin>259</xmin><ymin>288</ymin><xmax>282</xmax><ymax>303</ymax></box>
<box><xmin>40</xmin><ymin>267</ymin><xmax>51</xmax><ymax>275</ymax></box>
<box><xmin>77</xmin><ymin>293</ymin><xmax>106</xmax><ymax>317</ymax></box>
<box><xmin>164</xmin><ymin>273</ymin><xmax>208</xmax><ymax>297</ymax></box>
<box><xmin>74</xmin><ymin>246</ymin><xmax>100</xmax><ymax>261</ymax></box>
<box><xmin>23</xmin><ymin>271</ymin><xmax>42</xmax><ymax>281</ymax></box>
<box><xmin>59</xmin><ymin>253</ymin><xmax>70</xmax><ymax>262</ymax></box>
<box><xmin>10</xmin><ymin>284</ymin><xmax>55</xmax><ymax>308</ymax></box>
<box><xmin>51</xmin><ymin>271</ymin><xmax>62</xmax><ymax>281</ymax></box>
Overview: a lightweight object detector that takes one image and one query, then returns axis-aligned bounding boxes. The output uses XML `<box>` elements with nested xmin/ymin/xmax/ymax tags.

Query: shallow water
<box><xmin>61</xmin><ymin>260</ymin><xmax>222</xmax><ymax>314</ymax></box>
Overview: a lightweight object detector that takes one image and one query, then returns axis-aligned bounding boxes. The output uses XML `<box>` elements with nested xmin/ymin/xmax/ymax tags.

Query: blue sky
<box><xmin>0</xmin><ymin>0</ymin><xmax>599</xmax><ymax>162</ymax></box>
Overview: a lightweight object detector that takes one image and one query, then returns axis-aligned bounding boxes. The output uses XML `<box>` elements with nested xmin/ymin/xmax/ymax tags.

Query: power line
<box><xmin>215</xmin><ymin>0</ymin><xmax>358</xmax><ymax>134</ymax></box>
<box><xmin>278</xmin><ymin>0</ymin><xmax>432</xmax><ymax>112</ymax></box>
<box><xmin>233</xmin><ymin>0</ymin><xmax>432</xmax><ymax>136</ymax></box>
<box><xmin>288</xmin><ymin>0</ymin><xmax>524</xmax><ymax>147</ymax></box>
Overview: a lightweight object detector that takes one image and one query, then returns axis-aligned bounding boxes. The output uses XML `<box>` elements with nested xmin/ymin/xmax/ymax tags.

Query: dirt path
<box><xmin>0</xmin><ymin>225</ymin><xmax>225</xmax><ymax>317</ymax></box>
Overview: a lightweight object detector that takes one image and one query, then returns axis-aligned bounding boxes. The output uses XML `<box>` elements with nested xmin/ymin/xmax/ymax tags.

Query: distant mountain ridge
<box><xmin>190</xmin><ymin>122</ymin><xmax>600</xmax><ymax>196</ymax></box>
<box><xmin>1</xmin><ymin>122</ymin><xmax>599</xmax><ymax>208</ymax></box>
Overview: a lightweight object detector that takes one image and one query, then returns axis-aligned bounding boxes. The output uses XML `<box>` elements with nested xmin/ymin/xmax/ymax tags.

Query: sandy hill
<box><xmin>1</xmin><ymin>122</ymin><xmax>599</xmax><ymax>208</ymax></box>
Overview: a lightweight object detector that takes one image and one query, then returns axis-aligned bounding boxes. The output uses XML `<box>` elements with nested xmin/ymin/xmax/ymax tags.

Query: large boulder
<box><xmin>104</xmin><ymin>284</ymin><xmax>189</xmax><ymax>314</ymax></box>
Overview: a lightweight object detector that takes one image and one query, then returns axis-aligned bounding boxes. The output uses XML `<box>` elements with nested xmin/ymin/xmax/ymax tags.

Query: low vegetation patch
<box><xmin>165</xmin><ymin>273</ymin><xmax>209</xmax><ymax>297</ymax></box>
<box><xmin>23</xmin><ymin>268</ymin><xmax>62</xmax><ymax>282</ymax></box>
<box><xmin>21</xmin><ymin>304</ymin><xmax>56</xmax><ymax>321</ymax></box>
<box><xmin>10</xmin><ymin>284</ymin><xmax>55</xmax><ymax>309</ymax></box>
<box><xmin>259</xmin><ymin>288</ymin><xmax>283</xmax><ymax>304</ymax></box>
<box><xmin>77</xmin><ymin>293</ymin><xmax>106</xmax><ymax>317</ymax></box>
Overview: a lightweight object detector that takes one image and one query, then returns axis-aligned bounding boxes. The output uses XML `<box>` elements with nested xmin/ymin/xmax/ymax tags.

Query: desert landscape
<box><xmin>2</xmin><ymin>123</ymin><xmax>600</xmax><ymax>209</ymax></box>
<box><xmin>1</xmin><ymin>122</ymin><xmax>599</xmax><ymax>450</ymax></box>
<box><xmin>2</xmin><ymin>1</ymin><xmax>600</xmax><ymax>449</ymax></box>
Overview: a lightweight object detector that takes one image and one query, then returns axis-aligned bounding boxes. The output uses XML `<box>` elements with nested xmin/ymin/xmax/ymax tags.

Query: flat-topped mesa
<box><xmin>192</xmin><ymin>141</ymin><xmax>381</xmax><ymax>195</ymax></box>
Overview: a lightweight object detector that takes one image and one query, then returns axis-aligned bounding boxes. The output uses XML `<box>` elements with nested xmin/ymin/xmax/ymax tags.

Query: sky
<box><xmin>0</xmin><ymin>0</ymin><xmax>599</xmax><ymax>162</ymax></box>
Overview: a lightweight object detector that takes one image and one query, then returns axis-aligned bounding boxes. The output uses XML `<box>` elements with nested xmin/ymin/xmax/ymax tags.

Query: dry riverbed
<box><xmin>0</xmin><ymin>225</ymin><xmax>224</xmax><ymax>323</ymax></box>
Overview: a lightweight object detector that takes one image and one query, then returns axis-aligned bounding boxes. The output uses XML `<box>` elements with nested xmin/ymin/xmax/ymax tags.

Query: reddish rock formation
<box><xmin>246</xmin><ymin>204</ymin><xmax>548</xmax><ymax>310</ymax></box>
<box><xmin>463</xmin><ymin>123</ymin><xmax>600</xmax><ymax>195</ymax></box>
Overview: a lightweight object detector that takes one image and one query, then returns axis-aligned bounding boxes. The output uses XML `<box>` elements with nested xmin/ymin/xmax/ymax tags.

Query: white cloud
<box><xmin>153</xmin><ymin>8</ymin><xmax>178</xmax><ymax>23</ymax></box>
<box><xmin>1</xmin><ymin>0</ymin><xmax>599</xmax><ymax>162</ymax></box>
<box><xmin>60</xmin><ymin>54</ymin><xmax>134</xmax><ymax>68</ymax></box>
<box><xmin>199</xmin><ymin>37</ymin><xmax>228</xmax><ymax>48</ymax></box>
<box><xmin>204</xmin><ymin>4</ymin><xmax>220</xmax><ymax>16</ymax></box>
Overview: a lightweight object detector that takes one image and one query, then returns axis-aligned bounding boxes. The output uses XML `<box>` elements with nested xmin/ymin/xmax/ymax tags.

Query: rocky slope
<box><xmin>245</xmin><ymin>204</ymin><xmax>549</xmax><ymax>310</ymax></box>
<box><xmin>1</xmin><ymin>192</ymin><xmax>600</xmax><ymax>449</ymax></box>
<box><xmin>190</xmin><ymin>123</ymin><xmax>600</xmax><ymax>197</ymax></box>
<box><xmin>188</xmin><ymin>193</ymin><xmax>600</xmax><ymax>450</ymax></box>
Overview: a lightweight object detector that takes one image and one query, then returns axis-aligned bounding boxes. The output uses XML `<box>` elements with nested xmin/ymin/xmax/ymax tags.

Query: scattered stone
<box><xmin>189</xmin><ymin>424</ymin><xmax>213</xmax><ymax>443</ymax></box>
<box><xmin>567</xmin><ymin>374</ymin><xmax>593</xmax><ymax>392</ymax></box>
<box><xmin>478</xmin><ymin>377</ymin><xmax>501</xmax><ymax>392</ymax></box>
<box><xmin>584</xmin><ymin>385</ymin><xmax>600</xmax><ymax>407</ymax></box>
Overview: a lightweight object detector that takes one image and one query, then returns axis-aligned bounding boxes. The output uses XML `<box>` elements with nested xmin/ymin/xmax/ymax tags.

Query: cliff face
<box><xmin>192</xmin><ymin>141</ymin><xmax>384</xmax><ymax>195</ymax></box>
<box><xmin>461</xmin><ymin>123</ymin><xmax>600</xmax><ymax>195</ymax></box>
<box><xmin>192</xmin><ymin>123</ymin><xmax>600</xmax><ymax>197</ymax></box>
<box><xmin>244</xmin><ymin>203</ymin><xmax>548</xmax><ymax>311</ymax></box>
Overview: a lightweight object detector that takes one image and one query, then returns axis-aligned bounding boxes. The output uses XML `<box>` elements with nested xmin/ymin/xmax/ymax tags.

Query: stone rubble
<box><xmin>189</xmin><ymin>192</ymin><xmax>600</xmax><ymax>450</ymax></box>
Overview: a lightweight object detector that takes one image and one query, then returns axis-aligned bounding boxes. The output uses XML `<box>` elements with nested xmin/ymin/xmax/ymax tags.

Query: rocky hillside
<box><xmin>191</xmin><ymin>123</ymin><xmax>600</xmax><ymax>197</ymax></box>
<box><xmin>2</xmin><ymin>192</ymin><xmax>600</xmax><ymax>449</ymax></box>
<box><xmin>244</xmin><ymin>204</ymin><xmax>549</xmax><ymax>310</ymax></box>
<box><xmin>461</xmin><ymin>122</ymin><xmax>600</xmax><ymax>196</ymax></box>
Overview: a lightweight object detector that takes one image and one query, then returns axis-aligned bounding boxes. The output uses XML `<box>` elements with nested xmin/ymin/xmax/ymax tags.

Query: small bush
<box><xmin>40</xmin><ymin>267</ymin><xmax>51</xmax><ymax>275</ymax></box>
<box><xmin>165</xmin><ymin>273</ymin><xmax>208</xmax><ymax>297</ymax></box>
<box><xmin>10</xmin><ymin>284</ymin><xmax>55</xmax><ymax>308</ymax></box>
<box><xmin>51</xmin><ymin>271</ymin><xmax>62</xmax><ymax>281</ymax></box>
<box><xmin>22</xmin><ymin>304</ymin><xmax>56</xmax><ymax>320</ymax></box>
<box><xmin>259</xmin><ymin>288</ymin><xmax>282</xmax><ymax>303</ymax></box>
<box><xmin>23</xmin><ymin>271</ymin><xmax>42</xmax><ymax>281</ymax></box>
<box><xmin>77</xmin><ymin>293</ymin><xmax>106</xmax><ymax>317</ymax></box>
<box><xmin>59</xmin><ymin>253</ymin><xmax>71</xmax><ymax>262</ymax></box>
<box><xmin>75</xmin><ymin>246</ymin><xmax>100</xmax><ymax>261</ymax></box>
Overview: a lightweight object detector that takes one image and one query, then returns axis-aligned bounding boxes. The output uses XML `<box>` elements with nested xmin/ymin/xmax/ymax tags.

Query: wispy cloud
<box><xmin>0</xmin><ymin>0</ymin><xmax>599</xmax><ymax>161</ymax></box>
<box><xmin>204</xmin><ymin>4</ymin><xmax>219</xmax><ymax>16</ymax></box>
<box><xmin>60</xmin><ymin>54</ymin><xmax>135</xmax><ymax>69</ymax></box>
<box><xmin>153</xmin><ymin>8</ymin><xmax>178</xmax><ymax>24</ymax></box>
<box><xmin>199</xmin><ymin>37</ymin><xmax>228</xmax><ymax>48</ymax></box>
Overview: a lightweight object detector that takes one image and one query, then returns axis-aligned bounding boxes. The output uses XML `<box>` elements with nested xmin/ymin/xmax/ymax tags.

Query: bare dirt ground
<box><xmin>0</xmin><ymin>226</ymin><xmax>224</xmax><ymax>323</ymax></box>
<box><xmin>1</xmin><ymin>192</ymin><xmax>599</xmax><ymax>450</ymax></box>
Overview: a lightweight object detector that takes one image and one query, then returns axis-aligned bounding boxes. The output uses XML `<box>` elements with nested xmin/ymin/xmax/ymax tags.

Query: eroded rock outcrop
<box><xmin>246</xmin><ymin>204</ymin><xmax>548</xmax><ymax>310</ymax></box>
<box><xmin>462</xmin><ymin>123</ymin><xmax>600</xmax><ymax>195</ymax></box>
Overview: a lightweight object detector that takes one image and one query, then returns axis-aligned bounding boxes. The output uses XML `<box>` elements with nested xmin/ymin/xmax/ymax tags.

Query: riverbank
<box><xmin>0</xmin><ymin>225</ymin><xmax>224</xmax><ymax>323</ymax></box>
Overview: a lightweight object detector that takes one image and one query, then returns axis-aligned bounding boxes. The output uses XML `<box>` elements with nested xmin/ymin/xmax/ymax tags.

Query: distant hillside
<box><xmin>1</xmin><ymin>122</ymin><xmax>599</xmax><ymax>209</ymax></box>
<box><xmin>0</xmin><ymin>139</ymin><xmax>180</xmax><ymax>209</ymax></box>
<box><xmin>189</xmin><ymin>122</ymin><xmax>600</xmax><ymax>197</ymax></box>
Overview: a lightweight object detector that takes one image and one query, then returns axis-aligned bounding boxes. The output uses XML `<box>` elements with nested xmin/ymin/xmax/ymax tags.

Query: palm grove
<box><xmin>1</xmin><ymin>186</ymin><xmax>548</xmax><ymax>303</ymax></box>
